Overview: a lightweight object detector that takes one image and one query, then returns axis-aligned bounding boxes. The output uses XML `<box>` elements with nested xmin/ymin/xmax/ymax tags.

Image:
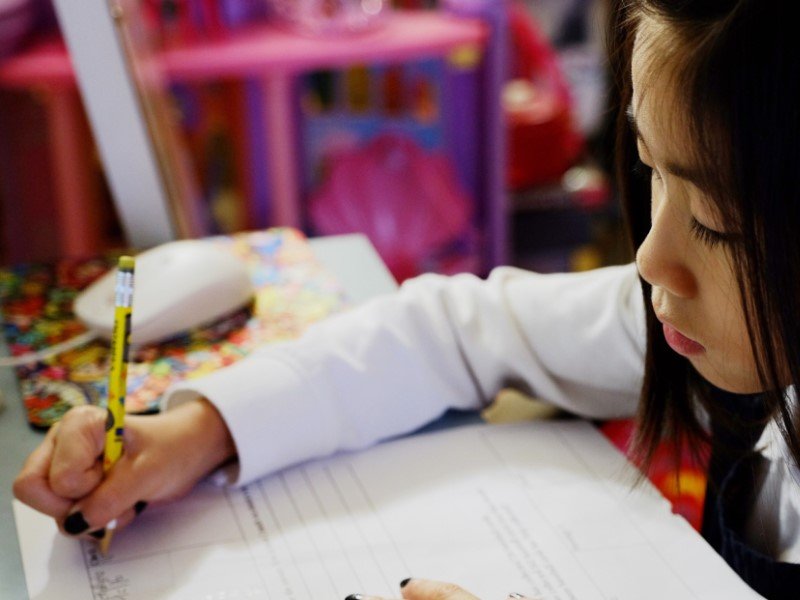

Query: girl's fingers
<box><xmin>13</xmin><ymin>425</ymin><xmax>73</xmax><ymax>519</ymax></box>
<box><xmin>14</xmin><ymin>406</ymin><xmax>109</xmax><ymax>524</ymax></box>
<box><xmin>17</xmin><ymin>398</ymin><xmax>233</xmax><ymax>541</ymax></box>
<box><xmin>62</xmin><ymin>412</ymin><xmax>205</xmax><ymax>535</ymax></box>
<box><xmin>48</xmin><ymin>405</ymin><xmax>107</xmax><ymax>499</ymax></box>
<box><xmin>401</xmin><ymin>579</ymin><xmax>481</xmax><ymax>600</ymax></box>
<box><xmin>61</xmin><ymin>450</ymin><xmax>158</xmax><ymax>534</ymax></box>
<box><xmin>345</xmin><ymin>579</ymin><xmax>482</xmax><ymax>600</ymax></box>
<box><xmin>344</xmin><ymin>583</ymin><xmax>535</xmax><ymax>600</ymax></box>
<box><xmin>77</xmin><ymin>504</ymin><xmax>140</xmax><ymax>541</ymax></box>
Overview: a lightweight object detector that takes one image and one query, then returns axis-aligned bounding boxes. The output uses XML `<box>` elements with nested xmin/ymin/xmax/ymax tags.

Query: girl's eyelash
<box><xmin>633</xmin><ymin>158</ymin><xmax>661</xmax><ymax>181</ymax></box>
<box><xmin>689</xmin><ymin>218</ymin><xmax>730</xmax><ymax>248</ymax></box>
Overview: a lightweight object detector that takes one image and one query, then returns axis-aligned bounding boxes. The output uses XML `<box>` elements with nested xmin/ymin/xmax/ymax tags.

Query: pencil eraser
<box><xmin>118</xmin><ymin>256</ymin><xmax>135</xmax><ymax>271</ymax></box>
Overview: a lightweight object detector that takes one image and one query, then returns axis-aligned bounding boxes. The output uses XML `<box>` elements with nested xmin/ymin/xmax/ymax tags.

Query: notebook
<box><xmin>13</xmin><ymin>419</ymin><xmax>762</xmax><ymax>599</ymax></box>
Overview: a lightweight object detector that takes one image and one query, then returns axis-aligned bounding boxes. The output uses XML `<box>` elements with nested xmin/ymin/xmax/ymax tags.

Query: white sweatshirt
<box><xmin>161</xmin><ymin>263</ymin><xmax>800</xmax><ymax>563</ymax></box>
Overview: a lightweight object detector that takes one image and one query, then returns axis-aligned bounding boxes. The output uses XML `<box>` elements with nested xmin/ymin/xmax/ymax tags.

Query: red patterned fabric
<box><xmin>601</xmin><ymin>419</ymin><xmax>710</xmax><ymax>532</ymax></box>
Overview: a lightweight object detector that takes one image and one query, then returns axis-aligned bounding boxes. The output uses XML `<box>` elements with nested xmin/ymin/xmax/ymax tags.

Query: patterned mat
<box><xmin>0</xmin><ymin>228</ymin><xmax>347</xmax><ymax>428</ymax></box>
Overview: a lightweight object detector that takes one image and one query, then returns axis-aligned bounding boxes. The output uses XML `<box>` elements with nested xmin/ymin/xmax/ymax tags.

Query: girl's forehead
<box><xmin>630</xmin><ymin>17</ymin><xmax>693</xmax><ymax>158</ymax></box>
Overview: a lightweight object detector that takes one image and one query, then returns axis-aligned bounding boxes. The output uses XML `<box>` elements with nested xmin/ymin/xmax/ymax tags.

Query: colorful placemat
<box><xmin>0</xmin><ymin>228</ymin><xmax>348</xmax><ymax>428</ymax></box>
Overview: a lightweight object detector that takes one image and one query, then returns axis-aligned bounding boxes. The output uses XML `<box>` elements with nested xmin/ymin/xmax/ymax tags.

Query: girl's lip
<box><xmin>662</xmin><ymin>322</ymin><xmax>706</xmax><ymax>356</ymax></box>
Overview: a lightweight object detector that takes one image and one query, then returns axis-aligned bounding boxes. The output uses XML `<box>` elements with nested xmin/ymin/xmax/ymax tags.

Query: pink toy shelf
<box><xmin>160</xmin><ymin>10</ymin><xmax>488</xmax><ymax>230</ymax></box>
<box><xmin>0</xmin><ymin>3</ymin><xmax>507</xmax><ymax>274</ymax></box>
<box><xmin>161</xmin><ymin>12</ymin><xmax>486</xmax><ymax>76</ymax></box>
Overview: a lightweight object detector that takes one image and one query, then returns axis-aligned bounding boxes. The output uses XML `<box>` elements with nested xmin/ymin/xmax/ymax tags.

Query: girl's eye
<box><xmin>635</xmin><ymin>155</ymin><xmax>740</xmax><ymax>248</ymax></box>
<box><xmin>633</xmin><ymin>158</ymin><xmax>661</xmax><ymax>182</ymax></box>
<box><xmin>689</xmin><ymin>218</ymin><xmax>731</xmax><ymax>248</ymax></box>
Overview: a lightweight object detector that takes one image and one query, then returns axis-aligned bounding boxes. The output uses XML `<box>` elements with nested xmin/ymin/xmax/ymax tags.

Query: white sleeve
<box><xmin>162</xmin><ymin>262</ymin><xmax>646</xmax><ymax>485</ymax></box>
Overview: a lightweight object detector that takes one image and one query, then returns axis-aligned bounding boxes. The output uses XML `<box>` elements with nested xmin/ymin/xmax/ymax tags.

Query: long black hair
<box><xmin>608</xmin><ymin>0</ymin><xmax>800</xmax><ymax>469</ymax></box>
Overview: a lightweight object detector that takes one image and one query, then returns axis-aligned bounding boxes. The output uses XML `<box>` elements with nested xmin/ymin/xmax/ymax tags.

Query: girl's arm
<box><xmin>164</xmin><ymin>263</ymin><xmax>647</xmax><ymax>486</ymax></box>
<box><xmin>14</xmin><ymin>263</ymin><xmax>645</xmax><ymax>537</ymax></box>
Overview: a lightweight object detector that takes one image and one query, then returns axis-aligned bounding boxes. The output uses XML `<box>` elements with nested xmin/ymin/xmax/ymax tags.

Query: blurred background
<box><xmin>0</xmin><ymin>0</ymin><xmax>629</xmax><ymax>281</ymax></box>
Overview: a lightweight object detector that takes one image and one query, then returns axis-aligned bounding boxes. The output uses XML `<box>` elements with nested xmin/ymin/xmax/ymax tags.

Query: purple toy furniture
<box><xmin>0</xmin><ymin>2</ymin><xmax>507</xmax><ymax>271</ymax></box>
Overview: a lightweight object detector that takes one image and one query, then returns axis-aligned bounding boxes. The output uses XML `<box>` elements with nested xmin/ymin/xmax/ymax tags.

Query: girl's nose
<box><xmin>636</xmin><ymin>204</ymin><xmax>698</xmax><ymax>299</ymax></box>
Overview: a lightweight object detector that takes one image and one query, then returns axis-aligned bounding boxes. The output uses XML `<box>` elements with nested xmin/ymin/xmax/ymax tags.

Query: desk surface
<box><xmin>0</xmin><ymin>234</ymin><xmax>397</xmax><ymax>599</ymax></box>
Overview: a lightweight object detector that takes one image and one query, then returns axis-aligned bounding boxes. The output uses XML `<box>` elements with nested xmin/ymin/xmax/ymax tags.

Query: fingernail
<box><xmin>89</xmin><ymin>528</ymin><xmax>106</xmax><ymax>539</ymax></box>
<box><xmin>344</xmin><ymin>595</ymin><xmax>363</xmax><ymax>600</ymax></box>
<box><xmin>400</xmin><ymin>578</ymin><xmax>412</xmax><ymax>588</ymax></box>
<box><xmin>64</xmin><ymin>512</ymin><xmax>89</xmax><ymax>535</ymax></box>
<box><xmin>134</xmin><ymin>500</ymin><xmax>148</xmax><ymax>515</ymax></box>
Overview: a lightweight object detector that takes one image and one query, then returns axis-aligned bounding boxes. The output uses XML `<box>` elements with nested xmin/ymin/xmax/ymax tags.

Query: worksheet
<box><xmin>14</xmin><ymin>421</ymin><xmax>763</xmax><ymax>600</ymax></box>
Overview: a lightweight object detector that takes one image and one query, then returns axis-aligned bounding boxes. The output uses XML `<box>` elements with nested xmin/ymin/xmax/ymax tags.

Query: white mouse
<box><xmin>74</xmin><ymin>239</ymin><xmax>254</xmax><ymax>346</ymax></box>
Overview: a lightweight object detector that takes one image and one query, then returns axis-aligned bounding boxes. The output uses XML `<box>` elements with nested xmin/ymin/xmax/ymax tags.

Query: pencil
<box><xmin>99</xmin><ymin>256</ymin><xmax>135</xmax><ymax>555</ymax></box>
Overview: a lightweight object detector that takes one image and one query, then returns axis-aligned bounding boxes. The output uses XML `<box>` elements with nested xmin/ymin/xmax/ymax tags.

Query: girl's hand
<box><xmin>345</xmin><ymin>578</ymin><xmax>527</xmax><ymax>600</ymax></box>
<box><xmin>13</xmin><ymin>398</ymin><xmax>236</xmax><ymax>538</ymax></box>
<box><xmin>398</xmin><ymin>579</ymin><xmax>480</xmax><ymax>600</ymax></box>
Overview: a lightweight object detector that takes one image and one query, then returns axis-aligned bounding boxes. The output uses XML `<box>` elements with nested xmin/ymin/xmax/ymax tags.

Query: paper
<box><xmin>14</xmin><ymin>421</ymin><xmax>762</xmax><ymax>600</ymax></box>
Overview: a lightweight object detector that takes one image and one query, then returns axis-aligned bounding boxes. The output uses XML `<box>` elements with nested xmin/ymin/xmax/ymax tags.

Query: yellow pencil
<box><xmin>99</xmin><ymin>255</ymin><xmax>135</xmax><ymax>555</ymax></box>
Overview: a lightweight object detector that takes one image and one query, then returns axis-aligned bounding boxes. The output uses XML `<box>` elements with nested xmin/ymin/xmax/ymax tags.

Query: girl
<box><xmin>14</xmin><ymin>0</ymin><xmax>800</xmax><ymax>598</ymax></box>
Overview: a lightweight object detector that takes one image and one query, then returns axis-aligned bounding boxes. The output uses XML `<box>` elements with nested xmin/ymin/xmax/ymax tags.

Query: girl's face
<box><xmin>631</xmin><ymin>16</ymin><xmax>762</xmax><ymax>393</ymax></box>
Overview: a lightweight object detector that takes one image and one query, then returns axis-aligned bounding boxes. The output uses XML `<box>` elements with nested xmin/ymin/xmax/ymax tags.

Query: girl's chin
<box><xmin>691</xmin><ymin>360</ymin><xmax>764</xmax><ymax>395</ymax></box>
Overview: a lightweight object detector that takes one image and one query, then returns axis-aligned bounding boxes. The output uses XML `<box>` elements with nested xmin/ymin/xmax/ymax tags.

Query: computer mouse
<box><xmin>74</xmin><ymin>239</ymin><xmax>254</xmax><ymax>346</ymax></box>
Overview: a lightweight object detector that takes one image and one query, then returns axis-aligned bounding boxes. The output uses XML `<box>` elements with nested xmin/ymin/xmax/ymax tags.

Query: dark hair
<box><xmin>608</xmin><ymin>0</ymin><xmax>800</xmax><ymax>470</ymax></box>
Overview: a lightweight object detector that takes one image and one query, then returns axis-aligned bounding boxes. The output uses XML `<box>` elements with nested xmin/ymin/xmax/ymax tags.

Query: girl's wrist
<box><xmin>180</xmin><ymin>397</ymin><xmax>238</xmax><ymax>473</ymax></box>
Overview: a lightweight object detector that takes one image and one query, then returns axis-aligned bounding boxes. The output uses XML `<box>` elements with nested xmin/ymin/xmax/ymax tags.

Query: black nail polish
<box><xmin>89</xmin><ymin>528</ymin><xmax>106</xmax><ymax>539</ymax></box>
<box><xmin>64</xmin><ymin>512</ymin><xmax>89</xmax><ymax>535</ymax></box>
<box><xmin>344</xmin><ymin>595</ymin><xmax>363</xmax><ymax>600</ymax></box>
<box><xmin>400</xmin><ymin>578</ymin><xmax>411</xmax><ymax>588</ymax></box>
<box><xmin>134</xmin><ymin>501</ymin><xmax>148</xmax><ymax>515</ymax></box>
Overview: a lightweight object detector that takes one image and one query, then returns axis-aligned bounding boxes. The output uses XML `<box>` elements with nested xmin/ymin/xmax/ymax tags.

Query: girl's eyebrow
<box><xmin>626</xmin><ymin>105</ymin><xmax>709</xmax><ymax>191</ymax></box>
